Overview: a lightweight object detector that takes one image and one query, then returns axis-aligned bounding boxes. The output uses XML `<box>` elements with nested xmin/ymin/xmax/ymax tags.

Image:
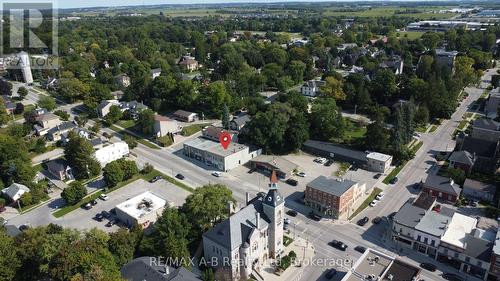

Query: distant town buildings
<box><xmin>18</xmin><ymin>52</ymin><xmax>33</xmax><ymax>84</ymax></box>
<box><xmin>153</xmin><ymin>115</ymin><xmax>181</xmax><ymax>137</ymax></box>
<box><xmin>114</xmin><ymin>73</ymin><xmax>131</xmax><ymax>88</ymax></box>
<box><xmin>178</xmin><ymin>55</ymin><xmax>199</xmax><ymax>72</ymax></box>
<box><xmin>2</xmin><ymin>183</ymin><xmax>30</xmax><ymax>202</ymax></box>
<box><xmin>173</xmin><ymin>110</ymin><xmax>199</xmax><ymax>123</ymax></box>
<box><xmin>300</xmin><ymin>80</ymin><xmax>325</xmax><ymax>97</ymax></box>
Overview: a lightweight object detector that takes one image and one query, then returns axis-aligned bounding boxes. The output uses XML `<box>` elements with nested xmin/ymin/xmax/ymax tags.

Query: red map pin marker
<box><xmin>219</xmin><ymin>132</ymin><xmax>231</xmax><ymax>150</ymax></box>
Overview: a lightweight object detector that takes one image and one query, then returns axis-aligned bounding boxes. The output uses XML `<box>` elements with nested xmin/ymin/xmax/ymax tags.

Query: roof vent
<box><xmin>387</xmin><ymin>274</ymin><xmax>394</xmax><ymax>281</ymax></box>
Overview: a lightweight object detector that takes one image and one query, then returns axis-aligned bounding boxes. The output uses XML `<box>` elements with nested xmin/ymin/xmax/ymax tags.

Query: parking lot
<box><xmin>56</xmin><ymin>178</ymin><xmax>191</xmax><ymax>232</ymax></box>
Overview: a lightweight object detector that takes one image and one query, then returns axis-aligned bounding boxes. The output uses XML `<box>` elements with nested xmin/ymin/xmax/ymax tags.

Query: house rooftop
<box><xmin>424</xmin><ymin>174</ymin><xmax>461</xmax><ymax>196</ymax></box>
<box><xmin>366</xmin><ymin>152</ymin><xmax>392</xmax><ymax>162</ymax></box>
<box><xmin>249</xmin><ymin>155</ymin><xmax>298</xmax><ymax>174</ymax></box>
<box><xmin>121</xmin><ymin>256</ymin><xmax>201</xmax><ymax>281</ymax></box>
<box><xmin>449</xmin><ymin>150</ymin><xmax>474</xmax><ymax>166</ymax></box>
<box><xmin>412</xmin><ymin>192</ymin><xmax>436</xmax><ymax>210</ymax></box>
<box><xmin>415</xmin><ymin>211</ymin><xmax>450</xmax><ymax>237</ymax></box>
<box><xmin>460</xmin><ymin>136</ymin><xmax>498</xmax><ymax>158</ymax></box>
<box><xmin>393</xmin><ymin>201</ymin><xmax>427</xmax><ymax>228</ymax></box>
<box><xmin>115</xmin><ymin>191</ymin><xmax>166</xmax><ymax>220</ymax></box>
<box><xmin>472</xmin><ymin>118</ymin><xmax>500</xmax><ymax>131</ymax></box>
<box><xmin>463</xmin><ymin>178</ymin><xmax>496</xmax><ymax>195</ymax></box>
<box><xmin>306</xmin><ymin>176</ymin><xmax>357</xmax><ymax>197</ymax></box>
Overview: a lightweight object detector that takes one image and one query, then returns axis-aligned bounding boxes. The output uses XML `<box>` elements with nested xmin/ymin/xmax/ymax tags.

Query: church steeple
<box><xmin>264</xmin><ymin>170</ymin><xmax>283</xmax><ymax>207</ymax></box>
<box><xmin>269</xmin><ymin>170</ymin><xmax>278</xmax><ymax>189</ymax></box>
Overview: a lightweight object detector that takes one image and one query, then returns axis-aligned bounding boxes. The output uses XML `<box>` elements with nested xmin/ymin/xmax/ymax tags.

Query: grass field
<box><xmin>398</xmin><ymin>31</ymin><xmax>425</xmax><ymax>40</ymax></box>
<box><xmin>349</xmin><ymin>187</ymin><xmax>382</xmax><ymax>220</ymax></box>
<box><xmin>108</xmin><ymin>125</ymin><xmax>160</xmax><ymax>150</ymax></box>
<box><xmin>181</xmin><ymin>123</ymin><xmax>211</xmax><ymax>136</ymax></box>
<box><xmin>323</xmin><ymin>7</ymin><xmax>455</xmax><ymax>19</ymax></box>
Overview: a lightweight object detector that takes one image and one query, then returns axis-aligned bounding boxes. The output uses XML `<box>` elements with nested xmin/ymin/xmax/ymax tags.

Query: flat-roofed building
<box><xmin>249</xmin><ymin>155</ymin><xmax>298</xmax><ymax>179</ymax></box>
<box><xmin>94</xmin><ymin>142</ymin><xmax>129</xmax><ymax>167</ymax></box>
<box><xmin>366</xmin><ymin>152</ymin><xmax>393</xmax><ymax>173</ymax></box>
<box><xmin>115</xmin><ymin>191</ymin><xmax>166</xmax><ymax>228</ymax></box>
<box><xmin>183</xmin><ymin>137</ymin><xmax>260</xmax><ymax>172</ymax></box>
<box><xmin>305</xmin><ymin>176</ymin><xmax>366</xmax><ymax>219</ymax></box>
<box><xmin>342</xmin><ymin>248</ymin><xmax>421</xmax><ymax>281</ymax></box>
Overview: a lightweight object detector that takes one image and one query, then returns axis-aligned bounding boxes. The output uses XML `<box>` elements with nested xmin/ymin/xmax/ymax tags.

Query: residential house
<box><xmin>485</xmin><ymin>90</ymin><xmax>500</xmax><ymax>120</ymax></box>
<box><xmin>462</xmin><ymin>179</ymin><xmax>496</xmax><ymax>203</ymax></box>
<box><xmin>421</xmin><ymin>174</ymin><xmax>461</xmax><ymax>203</ymax></box>
<box><xmin>379</xmin><ymin>55</ymin><xmax>404</xmax><ymax>75</ymax></box>
<box><xmin>202</xmin><ymin>172</ymin><xmax>284</xmax><ymax>281</ymax></box>
<box><xmin>300</xmin><ymin>80</ymin><xmax>325</xmax><ymax>97</ymax></box>
<box><xmin>229</xmin><ymin>113</ymin><xmax>251</xmax><ymax>131</ymax></box>
<box><xmin>471</xmin><ymin>118</ymin><xmax>500</xmax><ymax>142</ymax></box>
<box><xmin>456</xmin><ymin>135</ymin><xmax>499</xmax><ymax>173</ymax></box>
<box><xmin>179</xmin><ymin>55</ymin><xmax>199</xmax><ymax>72</ymax></box>
<box><xmin>173</xmin><ymin>110</ymin><xmax>199</xmax><ymax>123</ymax></box>
<box><xmin>46</xmin><ymin>159</ymin><xmax>73</xmax><ymax>181</ymax></box>
<box><xmin>34</xmin><ymin>112</ymin><xmax>62</xmax><ymax>136</ymax></box>
<box><xmin>46</xmin><ymin>121</ymin><xmax>77</xmax><ymax>142</ymax></box>
<box><xmin>366</xmin><ymin>152</ymin><xmax>393</xmax><ymax>173</ymax></box>
<box><xmin>489</xmin><ymin>230</ymin><xmax>500</xmax><ymax>281</ymax></box>
<box><xmin>201</xmin><ymin>126</ymin><xmax>236</xmax><ymax>142</ymax></box>
<box><xmin>448</xmin><ymin>150</ymin><xmax>475</xmax><ymax>173</ymax></box>
<box><xmin>305</xmin><ymin>176</ymin><xmax>366</xmax><ymax>219</ymax></box>
<box><xmin>94</xmin><ymin>142</ymin><xmax>129</xmax><ymax>167</ymax></box>
<box><xmin>2</xmin><ymin>183</ymin><xmax>30</xmax><ymax>202</ymax></box>
<box><xmin>1</xmin><ymin>95</ymin><xmax>16</xmax><ymax>114</ymax></box>
<box><xmin>150</xmin><ymin>68</ymin><xmax>162</xmax><ymax>79</ymax></box>
<box><xmin>153</xmin><ymin>115</ymin><xmax>181</xmax><ymax>137</ymax></box>
<box><xmin>114</xmin><ymin>74</ymin><xmax>131</xmax><ymax>88</ymax></box>
<box><xmin>119</xmin><ymin>101</ymin><xmax>149</xmax><ymax>120</ymax></box>
<box><xmin>435</xmin><ymin>49</ymin><xmax>459</xmax><ymax>72</ymax></box>
<box><xmin>97</xmin><ymin>100</ymin><xmax>120</xmax><ymax>118</ymax></box>
<box><xmin>60</xmin><ymin>127</ymin><xmax>92</xmax><ymax>144</ymax></box>
<box><xmin>121</xmin><ymin>257</ymin><xmax>201</xmax><ymax>281</ymax></box>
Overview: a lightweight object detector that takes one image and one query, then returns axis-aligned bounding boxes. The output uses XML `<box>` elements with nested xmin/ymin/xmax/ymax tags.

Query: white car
<box><xmin>375</xmin><ymin>193</ymin><xmax>384</xmax><ymax>200</ymax></box>
<box><xmin>369</xmin><ymin>200</ymin><xmax>378</xmax><ymax>207</ymax></box>
<box><xmin>296</xmin><ymin>172</ymin><xmax>306</xmax><ymax>177</ymax></box>
<box><xmin>284</xmin><ymin>218</ymin><xmax>290</xmax><ymax>225</ymax></box>
<box><xmin>211</xmin><ymin>171</ymin><xmax>222</xmax><ymax>177</ymax></box>
<box><xmin>99</xmin><ymin>194</ymin><xmax>109</xmax><ymax>201</ymax></box>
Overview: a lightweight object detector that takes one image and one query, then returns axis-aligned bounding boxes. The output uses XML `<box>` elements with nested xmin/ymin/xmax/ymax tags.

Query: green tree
<box><xmin>105</xmin><ymin>105</ymin><xmax>123</xmax><ymax>125</ymax></box>
<box><xmin>108</xmin><ymin>228</ymin><xmax>137</xmax><ymax>267</ymax></box>
<box><xmin>74</xmin><ymin>115</ymin><xmax>88</xmax><ymax>127</ymax></box>
<box><xmin>140</xmin><ymin>207</ymin><xmax>191</xmax><ymax>266</ymax></box>
<box><xmin>38</xmin><ymin>96</ymin><xmax>57</xmax><ymax>111</ymax></box>
<box><xmin>123</xmin><ymin>134</ymin><xmax>138</xmax><ymax>149</ymax></box>
<box><xmin>137</xmin><ymin>109</ymin><xmax>155</xmax><ymax>136</ymax></box>
<box><xmin>221</xmin><ymin>104</ymin><xmax>230</xmax><ymax>130</ymax></box>
<box><xmin>18</xmin><ymin>87</ymin><xmax>28</xmax><ymax>98</ymax></box>
<box><xmin>415</xmin><ymin>105</ymin><xmax>430</xmax><ymax>126</ymax></box>
<box><xmin>0</xmin><ymin>134</ymin><xmax>34</xmax><ymax>185</ymax></box>
<box><xmin>201</xmin><ymin>81</ymin><xmax>232</xmax><ymax>117</ymax></box>
<box><xmin>370</xmin><ymin>69</ymin><xmax>397</xmax><ymax>103</ymax></box>
<box><xmin>363</xmin><ymin>119</ymin><xmax>390</xmax><ymax>152</ymax></box>
<box><xmin>61</xmin><ymin>181</ymin><xmax>87</xmax><ymax>205</ymax></box>
<box><xmin>287</xmin><ymin>60</ymin><xmax>306</xmax><ymax>83</ymax></box>
<box><xmin>57</xmin><ymin>78</ymin><xmax>91</xmax><ymax>102</ymax></box>
<box><xmin>0</xmin><ymin>99</ymin><xmax>10</xmax><ymax>125</ymax></box>
<box><xmin>64</xmin><ymin>131</ymin><xmax>100</xmax><ymax>179</ymax></box>
<box><xmin>0</xmin><ymin>229</ymin><xmax>20</xmax><ymax>281</ymax></box>
<box><xmin>54</xmin><ymin>110</ymin><xmax>70</xmax><ymax>121</ymax></box>
<box><xmin>321</xmin><ymin>76</ymin><xmax>346</xmax><ymax>101</ymax></box>
<box><xmin>182</xmin><ymin>184</ymin><xmax>235</xmax><ymax>237</ymax></box>
<box><xmin>103</xmin><ymin>161</ymin><xmax>124</xmax><ymax>187</ymax></box>
<box><xmin>309</xmin><ymin>97</ymin><xmax>345</xmax><ymax>141</ymax></box>
<box><xmin>116</xmin><ymin>159</ymin><xmax>138</xmax><ymax>180</ymax></box>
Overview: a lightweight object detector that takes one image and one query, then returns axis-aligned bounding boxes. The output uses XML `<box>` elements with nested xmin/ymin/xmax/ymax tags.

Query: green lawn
<box><xmin>283</xmin><ymin>235</ymin><xmax>294</xmax><ymax>247</ymax></box>
<box><xmin>117</xmin><ymin>119</ymin><xmax>136</xmax><ymax>129</ymax></box>
<box><xmin>349</xmin><ymin>187</ymin><xmax>383</xmax><ymax>220</ymax></box>
<box><xmin>457</xmin><ymin>119</ymin><xmax>470</xmax><ymax>131</ymax></box>
<box><xmin>398</xmin><ymin>31</ymin><xmax>425</xmax><ymax>40</ymax></box>
<box><xmin>181</xmin><ymin>123</ymin><xmax>211</xmax><ymax>136</ymax></box>
<box><xmin>429</xmin><ymin>125</ymin><xmax>438</xmax><ymax>133</ymax></box>
<box><xmin>335</xmin><ymin>162</ymin><xmax>351</xmax><ymax>177</ymax></box>
<box><xmin>383</xmin><ymin>141</ymin><xmax>423</xmax><ymax>184</ymax></box>
<box><xmin>415</xmin><ymin>124</ymin><xmax>429</xmax><ymax>133</ymax></box>
<box><xmin>53</xmin><ymin>169</ymin><xmax>194</xmax><ymax>218</ymax></box>
<box><xmin>108</xmin><ymin>125</ymin><xmax>160</xmax><ymax>150</ymax></box>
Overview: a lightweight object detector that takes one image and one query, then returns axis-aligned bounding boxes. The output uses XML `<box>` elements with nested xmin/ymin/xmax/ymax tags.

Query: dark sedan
<box><xmin>329</xmin><ymin>240</ymin><xmax>347</xmax><ymax>251</ymax></box>
<box><xmin>357</xmin><ymin>217</ymin><xmax>369</xmax><ymax>226</ymax></box>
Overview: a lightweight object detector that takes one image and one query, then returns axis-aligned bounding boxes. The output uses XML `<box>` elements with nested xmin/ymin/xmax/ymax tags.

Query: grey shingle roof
<box><xmin>463</xmin><ymin>179</ymin><xmax>495</xmax><ymax>194</ymax></box>
<box><xmin>472</xmin><ymin>118</ymin><xmax>500</xmax><ymax>131</ymax></box>
<box><xmin>424</xmin><ymin>174</ymin><xmax>461</xmax><ymax>196</ymax></box>
<box><xmin>464</xmin><ymin>234</ymin><xmax>493</xmax><ymax>262</ymax></box>
<box><xmin>449</xmin><ymin>150</ymin><xmax>474</xmax><ymax>166</ymax></box>
<box><xmin>303</xmin><ymin>140</ymin><xmax>368</xmax><ymax>163</ymax></box>
<box><xmin>460</xmin><ymin>137</ymin><xmax>498</xmax><ymax>158</ymax></box>
<box><xmin>306</xmin><ymin>176</ymin><xmax>357</xmax><ymax>197</ymax></box>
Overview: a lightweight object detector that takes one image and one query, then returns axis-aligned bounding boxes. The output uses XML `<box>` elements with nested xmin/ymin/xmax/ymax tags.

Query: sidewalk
<box><xmin>258</xmin><ymin>237</ymin><xmax>315</xmax><ymax>281</ymax></box>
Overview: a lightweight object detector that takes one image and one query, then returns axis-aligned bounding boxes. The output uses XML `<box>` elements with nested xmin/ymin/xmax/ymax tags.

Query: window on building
<box><xmin>431</xmin><ymin>240</ymin><xmax>435</xmax><ymax>246</ymax></box>
<box><xmin>477</xmin><ymin>261</ymin><xmax>482</xmax><ymax>267</ymax></box>
<box><xmin>454</xmin><ymin>253</ymin><xmax>459</xmax><ymax>258</ymax></box>
<box><xmin>212</xmin><ymin>246</ymin><xmax>215</xmax><ymax>253</ymax></box>
<box><xmin>417</xmin><ymin>235</ymin><xmax>421</xmax><ymax>242</ymax></box>
<box><xmin>465</xmin><ymin>257</ymin><xmax>470</xmax><ymax>263</ymax></box>
<box><xmin>424</xmin><ymin>237</ymin><xmax>428</xmax><ymax>244</ymax></box>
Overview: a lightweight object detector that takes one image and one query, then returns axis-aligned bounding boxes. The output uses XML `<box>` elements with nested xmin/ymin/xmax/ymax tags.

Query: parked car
<box><xmin>296</xmin><ymin>172</ymin><xmax>306</xmax><ymax>177</ymax></box>
<box><xmin>375</xmin><ymin>192</ymin><xmax>385</xmax><ymax>200</ymax></box>
<box><xmin>325</xmin><ymin>268</ymin><xmax>337</xmax><ymax>279</ymax></box>
<box><xmin>354</xmin><ymin>245</ymin><xmax>367</xmax><ymax>253</ymax></box>
<box><xmin>175</xmin><ymin>173</ymin><xmax>185</xmax><ymax>180</ymax></box>
<box><xmin>369</xmin><ymin>200</ymin><xmax>378</xmax><ymax>207</ymax></box>
<box><xmin>286</xmin><ymin>210</ymin><xmax>298</xmax><ymax>217</ymax></box>
<box><xmin>99</xmin><ymin>194</ymin><xmax>109</xmax><ymax>201</ymax></box>
<box><xmin>442</xmin><ymin>273</ymin><xmax>463</xmax><ymax>281</ymax></box>
<box><xmin>82</xmin><ymin>202</ymin><xmax>92</xmax><ymax>210</ymax></box>
<box><xmin>308</xmin><ymin>211</ymin><xmax>322</xmax><ymax>221</ymax></box>
<box><xmin>95</xmin><ymin>213</ymin><xmax>104</xmax><ymax>221</ymax></box>
<box><xmin>283</xmin><ymin>223</ymin><xmax>289</xmax><ymax>230</ymax></box>
<box><xmin>420</xmin><ymin>263</ymin><xmax>437</xmax><ymax>272</ymax></box>
<box><xmin>211</xmin><ymin>171</ymin><xmax>222</xmax><ymax>177</ymax></box>
<box><xmin>374</xmin><ymin>173</ymin><xmax>382</xmax><ymax>179</ymax></box>
<box><xmin>106</xmin><ymin>219</ymin><xmax>117</xmax><ymax>227</ymax></box>
<box><xmin>372</xmin><ymin>217</ymin><xmax>382</xmax><ymax>224</ymax></box>
<box><xmin>90</xmin><ymin>200</ymin><xmax>98</xmax><ymax>206</ymax></box>
<box><xmin>329</xmin><ymin>240</ymin><xmax>347</xmax><ymax>251</ymax></box>
<box><xmin>19</xmin><ymin>224</ymin><xmax>30</xmax><ymax>232</ymax></box>
<box><xmin>248</xmin><ymin>168</ymin><xmax>256</xmax><ymax>174</ymax></box>
<box><xmin>470</xmin><ymin>200</ymin><xmax>479</xmax><ymax>207</ymax></box>
<box><xmin>285</xmin><ymin>178</ymin><xmax>298</xmax><ymax>186</ymax></box>
<box><xmin>149</xmin><ymin>176</ymin><xmax>162</xmax><ymax>183</ymax></box>
<box><xmin>102</xmin><ymin>211</ymin><xmax>111</xmax><ymax>219</ymax></box>
<box><xmin>389</xmin><ymin>177</ymin><xmax>399</xmax><ymax>184</ymax></box>
<box><xmin>357</xmin><ymin>217</ymin><xmax>369</xmax><ymax>226</ymax></box>
<box><xmin>324</xmin><ymin>160</ymin><xmax>334</xmax><ymax>167</ymax></box>
<box><xmin>284</xmin><ymin>218</ymin><xmax>290</xmax><ymax>225</ymax></box>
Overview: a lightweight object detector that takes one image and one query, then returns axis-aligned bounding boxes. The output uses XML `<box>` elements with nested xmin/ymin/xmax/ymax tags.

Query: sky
<box><xmin>56</xmin><ymin>0</ymin><xmax>426</xmax><ymax>9</ymax></box>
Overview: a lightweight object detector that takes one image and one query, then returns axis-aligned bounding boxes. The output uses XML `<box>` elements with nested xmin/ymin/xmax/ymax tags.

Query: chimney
<box><xmin>256</xmin><ymin>212</ymin><xmax>260</xmax><ymax>229</ymax></box>
<box><xmin>246</xmin><ymin>192</ymin><xmax>250</xmax><ymax>206</ymax></box>
<box><xmin>449</xmin><ymin>178</ymin><xmax>454</xmax><ymax>185</ymax></box>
